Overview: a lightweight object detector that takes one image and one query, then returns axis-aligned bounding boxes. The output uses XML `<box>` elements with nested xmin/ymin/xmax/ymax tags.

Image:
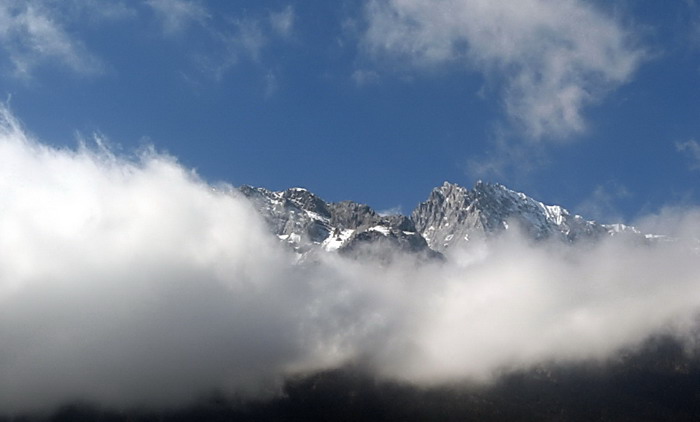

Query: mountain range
<box><xmin>240</xmin><ymin>181</ymin><xmax>648</xmax><ymax>259</ymax></box>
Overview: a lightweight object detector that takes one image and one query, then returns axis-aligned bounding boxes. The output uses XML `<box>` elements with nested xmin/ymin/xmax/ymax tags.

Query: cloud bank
<box><xmin>362</xmin><ymin>0</ymin><xmax>644</xmax><ymax>140</ymax></box>
<box><xmin>1</xmin><ymin>107</ymin><xmax>700</xmax><ymax>415</ymax></box>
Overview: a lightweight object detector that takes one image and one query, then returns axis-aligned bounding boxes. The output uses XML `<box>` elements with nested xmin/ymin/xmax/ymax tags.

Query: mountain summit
<box><xmin>240</xmin><ymin>181</ymin><xmax>642</xmax><ymax>258</ymax></box>
<box><xmin>412</xmin><ymin>181</ymin><xmax>613</xmax><ymax>252</ymax></box>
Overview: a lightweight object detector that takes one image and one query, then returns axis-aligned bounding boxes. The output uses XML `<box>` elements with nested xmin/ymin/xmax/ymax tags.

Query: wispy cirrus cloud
<box><xmin>676</xmin><ymin>139</ymin><xmax>700</xmax><ymax>170</ymax></box>
<box><xmin>269</xmin><ymin>5</ymin><xmax>295</xmax><ymax>38</ymax></box>
<box><xmin>0</xmin><ymin>1</ymin><xmax>296</xmax><ymax>92</ymax></box>
<box><xmin>60</xmin><ymin>0</ymin><xmax>136</xmax><ymax>24</ymax></box>
<box><xmin>195</xmin><ymin>6</ymin><xmax>297</xmax><ymax>84</ymax></box>
<box><xmin>575</xmin><ymin>182</ymin><xmax>632</xmax><ymax>223</ymax></box>
<box><xmin>352</xmin><ymin>68</ymin><xmax>380</xmax><ymax>86</ymax></box>
<box><xmin>145</xmin><ymin>0</ymin><xmax>210</xmax><ymax>36</ymax></box>
<box><xmin>0</xmin><ymin>1</ymin><xmax>103</xmax><ymax>78</ymax></box>
<box><xmin>143</xmin><ymin>1</ymin><xmax>296</xmax><ymax>72</ymax></box>
<box><xmin>361</xmin><ymin>0</ymin><xmax>645</xmax><ymax>141</ymax></box>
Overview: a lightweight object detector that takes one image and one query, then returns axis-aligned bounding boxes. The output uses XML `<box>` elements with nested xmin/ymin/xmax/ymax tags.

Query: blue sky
<box><xmin>0</xmin><ymin>0</ymin><xmax>698</xmax><ymax>223</ymax></box>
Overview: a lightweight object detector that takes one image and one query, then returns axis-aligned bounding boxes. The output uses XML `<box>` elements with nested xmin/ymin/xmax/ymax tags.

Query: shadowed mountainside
<box><xmin>9</xmin><ymin>336</ymin><xmax>700</xmax><ymax>422</ymax></box>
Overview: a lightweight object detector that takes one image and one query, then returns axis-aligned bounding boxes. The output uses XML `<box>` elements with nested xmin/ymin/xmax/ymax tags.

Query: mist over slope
<box><xmin>1</xmin><ymin>106</ymin><xmax>700</xmax><ymax>416</ymax></box>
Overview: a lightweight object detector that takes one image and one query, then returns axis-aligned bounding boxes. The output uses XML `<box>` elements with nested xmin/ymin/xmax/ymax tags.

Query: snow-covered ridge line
<box><xmin>240</xmin><ymin>181</ymin><xmax>651</xmax><ymax>259</ymax></box>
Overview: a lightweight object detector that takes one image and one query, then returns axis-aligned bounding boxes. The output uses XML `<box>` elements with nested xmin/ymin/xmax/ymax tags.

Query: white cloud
<box><xmin>465</xmin><ymin>129</ymin><xmax>550</xmax><ymax>181</ymax></box>
<box><xmin>575</xmin><ymin>182</ymin><xmax>632</xmax><ymax>222</ymax></box>
<box><xmin>269</xmin><ymin>5</ymin><xmax>295</xmax><ymax>38</ymax></box>
<box><xmin>194</xmin><ymin>17</ymin><xmax>266</xmax><ymax>81</ymax></box>
<box><xmin>146</xmin><ymin>0</ymin><xmax>209</xmax><ymax>36</ymax></box>
<box><xmin>635</xmin><ymin>206</ymin><xmax>700</xmax><ymax>241</ymax></box>
<box><xmin>3</xmin><ymin>105</ymin><xmax>700</xmax><ymax>414</ymax></box>
<box><xmin>0</xmin><ymin>2</ymin><xmax>102</xmax><ymax>77</ymax></box>
<box><xmin>195</xmin><ymin>6</ymin><xmax>295</xmax><ymax>84</ymax></box>
<box><xmin>0</xmin><ymin>106</ymin><xmax>300</xmax><ymax>412</ymax></box>
<box><xmin>352</xmin><ymin>68</ymin><xmax>380</xmax><ymax>86</ymax></box>
<box><xmin>264</xmin><ymin>70</ymin><xmax>278</xmax><ymax>97</ymax></box>
<box><xmin>377</xmin><ymin>205</ymin><xmax>403</xmax><ymax>216</ymax></box>
<box><xmin>362</xmin><ymin>0</ymin><xmax>645</xmax><ymax>140</ymax></box>
<box><xmin>231</xmin><ymin>18</ymin><xmax>267</xmax><ymax>62</ymax></box>
<box><xmin>60</xmin><ymin>0</ymin><xmax>137</xmax><ymax>23</ymax></box>
<box><xmin>676</xmin><ymin>139</ymin><xmax>700</xmax><ymax>170</ymax></box>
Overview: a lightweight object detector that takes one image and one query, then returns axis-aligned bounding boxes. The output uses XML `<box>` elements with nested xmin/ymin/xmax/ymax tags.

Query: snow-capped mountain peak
<box><xmin>411</xmin><ymin>181</ymin><xmax>613</xmax><ymax>251</ymax></box>
<box><xmin>241</xmin><ymin>181</ymin><xmax>646</xmax><ymax>258</ymax></box>
<box><xmin>239</xmin><ymin>185</ymin><xmax>435</xmax><ymax>260</ymax></box>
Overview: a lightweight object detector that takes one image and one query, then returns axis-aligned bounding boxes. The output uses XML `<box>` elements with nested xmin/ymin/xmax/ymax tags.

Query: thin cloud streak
<box><xmin>192</xmin><ymin>5</ymin><xmax>296</xmax><ymax>84</ymax></box>
<box><xmin>677</xmin><ymin>139</ymin><xmax>700</xmax><ymax>170</ymax></box>
<box><xmin>269</xmin><ymin>5</ymin><xmax>295</xmax><ymax>38</ymax></box>
<box><xmin>0</xmin><ymin>1</ymin><xmax>102</xmax><ymax>78</ymax></box>
<box><xmin>146</xmin><ymin>0</ymin><xmax>210</xmax><ymax>36</ymax></box>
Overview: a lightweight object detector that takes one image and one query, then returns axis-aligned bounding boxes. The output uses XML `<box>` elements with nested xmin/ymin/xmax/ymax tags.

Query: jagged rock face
<box><xmin>239</xmin><ymin>185</ymin><xmax>434</xmax><ymax>260</ymax></box>
<box><xmin>281</xmin><ymin>188</ymin><xmax>331</xmax><ymax>219</ymax></box>
<box><xmin>338</xmin><ymin>229</ymin><xmax>441</xmax><ymax>263</ymax></box>
<box><xmin>411</xmin><ymin>181</ymin><xmax>610</xmax><ymax>252</ymax></box>
<box><xmin>241</xmin><ymin>181</ymin><xmax>648</xmax><ymax>259</ymax></box>
<box><xmin>328</xmin><ymin>201</ymin><xmax>382</xmax><ymax>230</ymax></box>
<box><xmin>411</xmin><ymin>182</ymin><xmax>487</xmax><ymax>252</ymax></box>
<box><xmin>239</xmin><ymin>186</ymin><xmax>331</xmax><ymax>253</ymax></box>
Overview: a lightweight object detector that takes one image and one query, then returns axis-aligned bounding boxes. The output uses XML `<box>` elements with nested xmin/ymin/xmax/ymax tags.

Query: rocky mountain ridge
<box><xmin>239</xmin><ymin>181</ymin><xmax>645</xmax><ymax>258</ymax></box>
